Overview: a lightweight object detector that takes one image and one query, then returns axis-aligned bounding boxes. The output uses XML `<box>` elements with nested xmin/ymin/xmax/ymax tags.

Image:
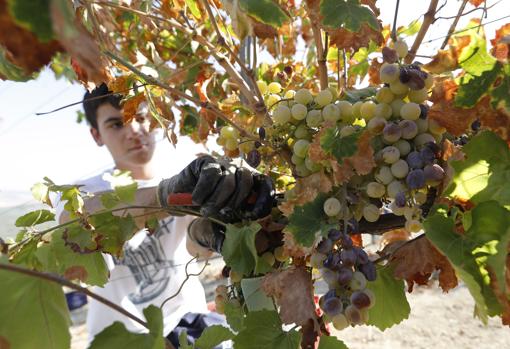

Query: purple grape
<box><xmin>258</xmin><ymin>127</ymin><xmax>266</xmax><ymax>140</ymax></box>
<box><xmin>328</xmin><ymin>229</ymin><xmax>342</xmax><ymax>241</ymax></box>
<box><xmin>317</xmin><ymin>238</ymin><xmax>333</xmax><ymax>254</ymax></box>
<box><xmin>424</xmin><ymin>164</ymin><xmax>445</xmax><ymax>182</ymax></box>
<box><xmin>351</xmin><ymin>290</ymin><xmax>371</xmax><ymax>309</ymax></box>
<box><xmin>340</xmin><ymin>249</ymin><xmax>357</xmax><ymax>267</ymax></box>
<box><xmin>406</xmin><ymin>70</ymin><xmax>426</xmax><ymax>90</ymax></box>
<box><xmin>471</xmin><ymin>119</ymin><xmax>481</xmax><ymax>131</ymax></box>
<box><xmin>382</xmin><ymin>47</ymin><xmax>398</xmax><ymax>64</ymax></box>
<box><xmin>383</xmin><ymin>123</ymin><xmax>402</xmax><ymax>143</ymax></box>
<box><xmin>406</xmin><ymin>169</ymin><xmax>426</xmax><ymax>189</ymax></box>
<box><xmin>337</xmin><ymin>267</ymin><xmax>354</xmax><ymax>285</ymax></box>
<box><xmin>254</xmin><ymin>141</ymin><xmax>262</xmax><ymax>148</ymax></box>
<box><xmin>347</xmin><ymin>218</ymin><xmax>359</xmax><ymax>233</ymax></box>
<box><xmin>359</xmin><ymin>262</ymin><xmax>377</xmax><ymax>281</ymax></box>
<box><xmin>395</xmin><ymin>191</ymin><xmax>407</xmax><ymax>207</ymax></box>
<box><xmin>419</xmin><ymin>104</ymin><xmax>428</xmax><ymax>119</ymax></box>
<box><xmin>246</xmin><ymin>149</ymin><xmax>261</xmax><ymax>168</ymax></box>
<box><xmin>322</xmin><ymin>293</ymin><xmax>343</xmax><ymax>316</ymax></box>
<box><xmin>420</xmin><ymin>147</ymin><xmax>435</xmax><ymax>164</ymax></box>
<box><xmin>341</xmin><ymin>234</ymin><xmax>354</xmax><ymax>249</ymax></box>
<box><xmin>354</xmin><ymin>247</ymin><xmax>369</xmax><ymax>265</ymax></box>
<box><xmin>424</xmin><ymin>141</ymin><xmax>441</xmax><ymax>156</ymax></box>
<box><xmin>399</xmin><ymin>67</ymin><xmax>411</xmax><ymax>83</ymax></box>
<box><xmin>323</xmin><ymin>252</ymin><xmax>341</xmax><ymax>270</ymax></box>
<box><xmin>406</xmin><ymin>151</ymin><xmax>424</xmax><ymax>169</ymax></box>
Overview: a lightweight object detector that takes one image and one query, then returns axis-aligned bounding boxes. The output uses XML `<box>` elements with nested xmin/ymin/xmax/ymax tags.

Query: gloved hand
<box><xmin>158</xmin><ymin>155</ymin><xmax>275</xmax><ymax>222</ymax></box>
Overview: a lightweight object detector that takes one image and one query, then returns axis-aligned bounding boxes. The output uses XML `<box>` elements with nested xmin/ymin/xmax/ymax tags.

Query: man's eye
<box><xmin>111</xmin><ymin>121</ymin><xmax>124</xmax><ymax>129</ymax></box>
<box><xmin>135</xmin><ymin>115</ymin><xmax>149</xmax><ymax>124</ymax></box>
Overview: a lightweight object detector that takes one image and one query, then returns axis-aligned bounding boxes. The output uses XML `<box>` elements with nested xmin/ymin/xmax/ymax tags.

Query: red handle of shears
<box><xmin>167</xmin><ymin>193</ymin><xmax>258</xmax><ymax>206</ymax></box>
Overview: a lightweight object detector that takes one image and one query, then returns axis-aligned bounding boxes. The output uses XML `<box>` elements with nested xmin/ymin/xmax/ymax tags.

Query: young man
<box><xmin>61</xmin><ymin>84</ymin><xmax>273</xmax><ymax>347</ymax></box>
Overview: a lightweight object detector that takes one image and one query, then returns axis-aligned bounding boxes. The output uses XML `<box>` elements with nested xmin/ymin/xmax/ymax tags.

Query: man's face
<box><xmin>91</xmin><ymin>103</ymin><xmax>156</xmax><ymax>170</ymax></box>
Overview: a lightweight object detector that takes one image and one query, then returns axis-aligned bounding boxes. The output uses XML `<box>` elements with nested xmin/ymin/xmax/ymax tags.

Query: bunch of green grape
<box><xmin>214</xmin><ymin>284</ymin><xmax>241</xmax><ymax>315</ymax></box>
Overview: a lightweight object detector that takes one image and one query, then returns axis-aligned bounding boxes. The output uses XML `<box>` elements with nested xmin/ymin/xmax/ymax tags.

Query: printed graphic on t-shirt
<box><xmin>114</xmin><ymin>218</ymin><xmax>176</xmax><ymax>304</ymax></box>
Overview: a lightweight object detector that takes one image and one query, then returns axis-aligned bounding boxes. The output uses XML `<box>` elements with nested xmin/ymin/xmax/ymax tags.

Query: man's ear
<box><xmin>90</xmin><ymin>127</ymin><xmax>103</xmax><ymax>146</ymax></box>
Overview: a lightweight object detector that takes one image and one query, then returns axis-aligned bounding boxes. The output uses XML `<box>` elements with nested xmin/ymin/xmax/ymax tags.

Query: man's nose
<box><xmin>127</xmin><ymin>119</ymin><xmax>147</xmax><ymax>135</ymax></box>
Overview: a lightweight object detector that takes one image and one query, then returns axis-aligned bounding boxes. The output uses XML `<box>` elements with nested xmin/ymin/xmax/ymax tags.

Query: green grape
<box><xmin>352</xmin><ymin>101</ymin><xmax>363</xmax><ymax>119</ymax></box>
<box><xmin>367</xmin><ymin>116</ymin><xmax>387</xmax><ymax>133</ymax></box>
<box><xmin>305</xmin><ymin>156</ymin><xmax>321</xmax><ymax>172</ymax></box>
<box><xmin>220</xmin><ymin>126</ymin><xmax>239</xmax><ymax>139</ymax></box>
<box><xmin>390</xmin><ymin>99</ymin><xmax>405</xmax><ymax>117</ymax></box>
<box><xmin>310</xmin><ymin>252</ymin><xmax>327</xmax><ymax>268</ymax></box>
<box><xmin>414</xmin><ymin>191</ymin><xmax>427</xmax><ymax>205</ymax></box>
<box><xmin>400</xmin><ymin>102</ymin><xmax>421</xmax><ymax>120</ymax></box>
<box><xmin>379</xmin><ymin>63</ymin><xmax>399</xmax><ymax>83</ymax></box>
<box><xmin>239</xmin><ymin>141</ymin><xmax>254</xmax><ymax>154</ymax></box>
<box><xmin>225</xmin><ymin>138</ymin><xmax>238</xmax><ymax>151</ymax></box>
<box><xmin>375</xmin><ymin>103</ymin><xmax>393</xmax><ymax>119</ymax></box>
<box><xmin>414</xmin><ymin>133</ymin><xmax>436</xmax><ymax>148</ymax></box>
<box><xmin>428</xmin><ymin>119</ymin><xmax>446</xmax><ymax>135</ymax></box>
<box><xmin>274</xmin><ymin>246</ymin><xmax>288</xmax><ymax>262</ymax></box>
<box><xmin>390</xmin><ymin>159</ymin><xmax>409</xmax><ymax>178</ymax></box>
<box><xmin>215</xmin><ymin>295</ymin><xmax>225</xmax><ymax>314</ymax></box>
<box><xmin>324</xmin><ymin>197</ymin><xmax>342</xmax><ymax>217</ymax></box>
<box><xmin>389</xmin><ymin>80</ymin><xmax>409</xmax><ymax>95</ymax></box>
<box><xmin>376</xmin><ymin>87</ymin><xmax>394</xmax><ymax>104</ymax></box>
<box><xmin>408</xmin><ymin>88</ymin><xmax>429</xmax><ymax>103</ymax></box>
<box><xmin>363</xmin><ymin>204</ymin><xmax>380</xmax><ymax>222</ymax></box>
<box><xmin>294</xmin><ymin>88</ymin><xmax>313</xmax><ymax>105</ymax></box>
<box><xmin>338</xmin><ymin>100</ymin><xmax>354</xmax><ymax>122</ymax></box>
<box><xmin>405</xmin><ymin>219</ymin><xmax>423</xmax><ymax>233</ymax></box>
<box><xmin>360</xmin><ymin>101</ymin><xmax>376</xmax><ymax>120</ymax></box>
<box><xmin>216</xmin><ymin>136</ymin><xmax>226</xmax><ymax>146</ymax></box>
<box><xmin>293</xmin><ymin>139</ymin><xmax>310</xmax><ymax>157</ymax></box>
<box><xmin>291</xmin><ymin>153</ymin><xmax>305</xmax><ymax>165</ymax></box>
<box><xmin>394</xmin><ymin>139</ymin><xmax>411</xmax><ymax>156</ymax></box>
<box><xmin>322</xmin><ymin>103</ymin><xmax>341</xmax><ymax>122</ymax></box>
<box><xmin>416</xmin><ymin>118</ymin><xmax>429</xmax><ymax>134</ymax></box>
<box><xmin>386</xmin><ymin>180</ymin><xmax>406</xmax><ymax>198</ymax></box>
<box><xmin>257</xmin><ymin>80</ymin><xmax>268</xmax><ymax>95</ymax></box>
<box><xmin>393</xmin><ymin>39</ymin><xmax>408</xmax><ymax>58</ymax></box>
<box><xmin>261</xmin><ymin>251</ymin><xmax>275</xmax><ymax>266</ymax></box>
<box><xmin>230</xmin><ymin>270</ymin><xmax>242</xmax><ymax>283</ymax></box>
<box><xmin>367</xmin><ymin>182</ymin><xmax>386</xmax><ymax>198</ymax></box>
<box><xmin>215</xmin><ymin>285</ymin><xmax>228</xmax><ymax>296</ymax></box>
<box><xmin>390</xmin><ymin>200</ymin><xmax>405</xmax><ymax>215</ymax></box>
<box><xmin>306</xmin><ymin>109</ymin><xmax>323</xmax><ymax>127</ymax></box>
<box><xmin>350</xmin><ymin>271</ymin><xmax>368</xmax><ymax>290</ymax></box>
<box><xmin>266</xmin><ymin>93</ymin><xmax>281</xmax><ymax>107</ymax></box>
<box><xmin>291</xmin><ymin>103</ymin><xmax>308</xmax><ymax>120</ymax></box>
<box><xmin>284</xmin><ymin>89</ymin><xmax>296</xmax><ymax>99</ymax></box>
<box><xmin>331</xmin><ymin>313</ymin><xmax>350</xmax><ymax>330</ymax></box>
<box><xmin>424</xmin><ymin>74</ymin><xmax>434</xmax><ymax>89</ymax></box>
<box><xmin>296</xmin><ymin>163</ymin><xmax>312</xmax><ymax>177</ymax></box>
<box><xmin>382</xmin><ymin>146</ymin><xmax>400</xmax><ymax>164</ymax></box>
<box><xmin>375</xmin><ymin>166</ymin><xmax>394</xmax><ymax>185</ymax></box>
<box><xmin>273</xmin><ymin>105</ymin><xmax>291</xmax><ymax>125</ymax></box>
<box><xmin>268</xmin><ymin>81</ymin><xmax>282</xmax><ymax>94</ymax></box>
<box><xmin>340</xmin><ymin>125</ymin><xmax>356</xmax><ymax>138</ymax></box>
<box><xmin>315</xmin><ymin>89</ymin><xmax>333</xmax><ymax>107</ymax></box>
<box><xmin>294</xmin><ymin>124</ymin><xmax>310</xmax><ymax>139</ymax></box>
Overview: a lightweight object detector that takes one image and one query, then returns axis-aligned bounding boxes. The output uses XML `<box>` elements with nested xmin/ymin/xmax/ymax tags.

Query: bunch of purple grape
<box><xmin>314</xmin><ymin>228</ymin><xmax>376</xmax><ymax>330</ymax></box>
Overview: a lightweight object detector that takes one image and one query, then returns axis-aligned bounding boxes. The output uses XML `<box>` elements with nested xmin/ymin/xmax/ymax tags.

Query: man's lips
<box><xmin>129</xmin><ymin>143</ymin><xmax>148</xmax><ymax>151</ymax></box>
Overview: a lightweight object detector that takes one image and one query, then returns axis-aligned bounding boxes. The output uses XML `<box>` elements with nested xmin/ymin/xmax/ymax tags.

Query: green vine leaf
<box><xmin>233</xmin><ymin>310</ymin><xmax>301</xmax><ymax>349</ymax></box>
<box><xmin>455</xmin><ymin>62</ymin><xmax>501</xmax><ymax>108</ymax></box>
<box><xmin>366</xmin><ymin>266</ymin><xmax>410</xmax><ymax>330</ymax></box>
<box><xmin>490</xmin><ymin>63</ymin><xmax>510</xmax><ymax>112</ymax></box>
<box><xmin>7</xmin><ymin>0</ymin><xmax>54</xmax><ymax>42</ymax></box>
<box><xmin>224</xmin><ymin>301</ymin><xmax>245</xmax><ymax>332</ymax></box>
<box><xmin>185</xmin><ymin>0</ymin><xmax>202</xmax><ymax>19</ymax></box>
<box><xmin>319</xmin><ymin>0</ymin><xmax>379</xmax><ymax>32</ymax></box>
<box><xmin>0</xmin><ymin>266</ymin><xmax>71</xmax><ymax>349</ymax></box>
<box><xmin>89</xmin><ymin>213</ymin><xmax>138</xmax><ymax>257</ymax></box>
<box><xmin>15</xmin><ymin>209</ymin><xmax>54</xmax><ymax>227</ymax></box>
<box><xmin>343</xmin><ymin>86</ymin><xmax>377</xmax><ymax>103</ymax></box>
<box><xmin>89</xmin><ymin>305</ymin><xmax>164</xmax><ymax>349</ymax></box>
<box><xmin>239</xmin><ymin>0</ymin><xmax>289</xmax><ymax>28</ymax></box>
<box><xmin>317</xmin><ymin>335</ymin><xmax>349</xmax><ymax>349</ymax></box>
<box><xmin>320</xmin><ymin>127</ymin><xmax>361</xmax><ymax>162</ymax></box>
<box><xmin>0</xmin><ymin>45</ymin><xmax>32</xmax><ymax>81</ymax></box>
<box><xmin>195</xmin><ymin>325</ymin><xmax>235</xmax><ymax>349</ymax></box>
<box><xmin>286</xmin><ymin>194</ymin><xmax>337</xmax><ymax>247</ymax></box>
<box><xmin>31</xmin><ymin>182</ymin><xmax>52</xmax><ymax>207</ymax></box>
<box><xmin>444</xmin><ymin>131</ymin><xmax>510</xmax><ymax>207</ymax></box>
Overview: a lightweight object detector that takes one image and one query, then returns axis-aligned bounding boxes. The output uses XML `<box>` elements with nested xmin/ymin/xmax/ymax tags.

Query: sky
<box><xmin>0</xmin><ymin>0</ymin><xmax>506</xmax><ymax>211</ymax></box>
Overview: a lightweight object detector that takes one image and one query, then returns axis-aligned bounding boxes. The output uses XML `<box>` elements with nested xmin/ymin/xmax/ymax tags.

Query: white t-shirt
<box><xmin>58</xmin><ymin>170</ymin><xmax>208</xmax><ymax>342</ymax></box>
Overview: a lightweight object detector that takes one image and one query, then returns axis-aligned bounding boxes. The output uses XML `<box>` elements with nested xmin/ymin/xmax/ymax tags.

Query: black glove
<box><xmin>187</xmin><ymin>217</ymin><xmax>225</xmax><ymax>253</ymax></box>
<box><xmin>158</xmin><ymin>155</ymin><xmax>274</xmax><ymax>222</ymax></box>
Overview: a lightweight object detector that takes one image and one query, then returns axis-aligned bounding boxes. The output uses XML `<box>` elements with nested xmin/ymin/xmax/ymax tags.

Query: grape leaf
<box><xmin>320</xmin><ymin>127</ymin><xmax>361</xmax><ymax>162</ymax></box>
<box><xmin>366</xmin><ymin>266</ymin><xmax>410</xmax><ymax>330</ymax></box>
<box><xmin>286</xmin><ymin>193</ymin><xmax>337</xmax><ymax>247</ymax></box>
<box><xmin>179</xmin><ymin>331</ymin><xmax>193</xmax><ymax>349</ymax></box>
<box><xmin>0</xmin><ymin>45</ymin><xmax>32</xmax><ymax>81</ymax></box>
<box><xmin>103</xmin><ymin>170</ymin><xmax>138</xmax><ymax>204</ymax></box>
<box><xmin>233</xmin><ymin>310</ymin><xmax>301</xmax><ymax>349</ymax></box>
<box><xmin>31</xmin><ymin>182</ymin><xmax>52</xmax><ymax>206</ymax></box>
<box><xmin>455</xmin><ymin>62</ymin><xmax>501</xmax><ymax>108</ymax></box>
<box><xmin>0</xmin><ymin>266</ymin><xmax>71</xmax><ymax>349</ymax></box>
<box><xmin>239</xmin><ymin>0</ymin><xmax>289</xmax><ymax>28</ymax></box>
<box><xmin>195</xmin><ymin>325</ymin><xmax>234</xmax><ymax>349</ymax></box>
<box><xmin>15</xmin><ymin>209</ymin><xmax>54</xmax><ymax>227</ymax></box>
<box><xmin>491</xmin><ymin>64</ymin><xmax>510</xmax><ymax>112</ymax></box>
<box><xmin>317</xmin><ymin>336</ymin><xmax>349</xmax><ymax>349</ymax></box>
<box><xmin>224</xmin><ymin>301</ymin><xmax>245</xmax><ymax>332</ymax></box>
<box><xmin>89</xmin><ymin>212</ymin><xmax>138</xmax><ymax>257</ymax></box>
<box><xmin>35</xmin><ymin>230</ymin><xmax>109</xmax><ymax>286</ymax></box>
<box><xmin>7</xmin><ymin>0</ymin><xmax>54</xmax><ymax>42</ymax></box>
<box><xmin>222</xmin><ymin>223</ymin><xmax>272</xmax><ymax>276</ymax></box>
<box><xmin>89</xmin><ymin>305</ymin><xmax>164</xmax><ymax>349</ymax></box>
<box><xmin>319</xmin><ymin>0</ymin><xmax>379</xmax><ymax>32</ymax></box>
<box><xmin>343</xmin><ymin>86</ymin><xmax>377</xmax><ymax>102</ymax></box>
<box><xmin>185</xmin><ymin>0</ymin><xmax>201</xmax><ymax>19</ymax></box>
<box><xmin>455</xmin><ymin>20</ymin><xmax>496</xmax><ymax>76</ymax></box>
<box><xmin>444</xmin><ymin>131</ymin><xmax>510</xmax><ymax>207</ymax></box>
<box><xmin>397</xmin><ymin>19</ymin><xmax>421</xmax><ymax>37</ymax></box>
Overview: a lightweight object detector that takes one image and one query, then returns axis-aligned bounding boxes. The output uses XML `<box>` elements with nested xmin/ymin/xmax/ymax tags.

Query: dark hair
<box><xmin>83</xmin><ymin>83</ymin><xmax>122</xmax><ymax>129</ymax></box>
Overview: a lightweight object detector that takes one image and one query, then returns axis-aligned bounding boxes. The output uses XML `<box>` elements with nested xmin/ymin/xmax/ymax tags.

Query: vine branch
<box><xmin>440</xmin><ymin>0</ymin><xmax>469</xmax><ymax>49</ymax></box>
<box><xmin>404</xmin><ymin>0</ymin><xmax>439</xmax><ymax>64</ymax></box>
<box><xmin>307</xmin><ymin>7</ymin><xmax>328</xmax><ymax>90</ymax></box>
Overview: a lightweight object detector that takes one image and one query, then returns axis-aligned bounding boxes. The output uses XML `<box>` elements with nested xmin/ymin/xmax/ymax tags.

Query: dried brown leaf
<box><xmin>380</xmin><ymin>229</ymin><xmax>411</xmax><ymax>249</ymax></box>
<box><xmin>491</xmin><ymin>23</ymin><xmax>510</xmax><ymax>61</ymax></box>
<box><xmin>328</xmin><ymin>23</ymin><xmax>384</xmax><ymax>53</ymax></box>
<box><xmin>64</xmin><ymin>265</ymin><xmax>88</xmax><ymax>282</ymax></box>
<box><xmin>469</xmin><ymin>0</ymin><xmax>485</xmax><ymax>7</ymax></box>
<box><xmin>368</xmin><ymin>58</ymin><xmax>383</xmax><ymax>85</ymax></box>
<box><xmin>262</xmin><ymin>266</ymin><xmax>318</xmax><ymax>326</ymax></box>
<box><xmin>389</xmin><ymin>237</ymin><xmax>458</xmax><ymax>292</ymax></box>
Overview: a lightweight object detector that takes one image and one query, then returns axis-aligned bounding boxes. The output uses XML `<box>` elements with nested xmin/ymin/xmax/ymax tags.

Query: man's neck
<box><xmin>115</xmin><ymin>163</ymin><xmax>155</xmax><ymax>180</ymax></box>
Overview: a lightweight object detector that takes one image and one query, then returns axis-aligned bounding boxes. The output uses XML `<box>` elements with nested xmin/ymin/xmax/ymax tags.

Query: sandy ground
<box><xmin>70</xmin><ymin>274</ymin><xmax>510</xmax><ymax>349</ymax></box>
